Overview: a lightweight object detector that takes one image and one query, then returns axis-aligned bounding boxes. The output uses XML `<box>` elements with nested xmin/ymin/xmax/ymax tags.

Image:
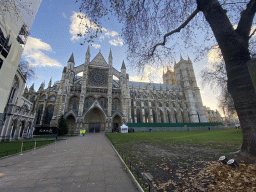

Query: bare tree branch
<box><xmin>236</xmin><ymin>0</ymin><xmax>256</xmax><ymax>40</ymax></box>
<box><xmin>148</xmin><ymin>8</ymin><xmax>200</xmax><ymax>57</ymax></box>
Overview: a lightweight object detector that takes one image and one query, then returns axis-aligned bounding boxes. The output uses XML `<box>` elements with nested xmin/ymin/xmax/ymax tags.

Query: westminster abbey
<box><xmin>23</xmin><ymin>46</ymin><xmax>207</xmax><ymax>134</ymax></box>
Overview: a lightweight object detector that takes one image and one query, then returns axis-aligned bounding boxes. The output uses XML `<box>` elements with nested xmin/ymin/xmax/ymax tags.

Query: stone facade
<box><xmin>0</xmin><ymin>69</ymin><xmax>35</xmax><ymax>141</ymax></box>
<box><xmin>204</xmin><ymin>106</ymin><xmax>222</xmax><ymax>123</ymax></box>
<box><xmin>24</xmin><ymin>47</ymin><xmax>207</xmax><ymax>134</ymax></box>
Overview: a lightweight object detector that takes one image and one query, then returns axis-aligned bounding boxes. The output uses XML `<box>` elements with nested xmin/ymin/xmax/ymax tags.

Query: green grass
<box><xmin>107</xmin><ymin>129</ymin><xmax>243</xmax><ymax>153</ymax></box>
<box><xmin>107</xmin><ymin>129</ymin><xmax>243</xmax><ymax>192</ymax></box>
<box><xmin>0</xmin><ymin>140</ymin><xmax>55</xmax><ymax>157</ymax></box>
<box><xmin>107</xmin><ymin>129</ymin><xmax>242</xmax><ymax>145</ymax></box>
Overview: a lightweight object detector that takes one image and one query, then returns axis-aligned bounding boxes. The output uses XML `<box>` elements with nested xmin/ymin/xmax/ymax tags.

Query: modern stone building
<box><xmin>204</xmin><ymin>106</ymin><xmax>222</xmax><ymax>123</ymax></box>
<box><xmin>23</xmin><ymin>47</ymin><xmax>207</xmax><ymax>134</ymax></box>
<box><xmin>0</xmin><ymin>0</ymin><xmax>41</xmax><ymax>134</ymax></box>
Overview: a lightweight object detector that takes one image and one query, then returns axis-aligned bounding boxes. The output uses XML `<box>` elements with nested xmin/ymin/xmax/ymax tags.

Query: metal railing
<box><xmin>0</xmin><ymin>139</ymin><xmax>55</xmax><ymax>158</ymax></box>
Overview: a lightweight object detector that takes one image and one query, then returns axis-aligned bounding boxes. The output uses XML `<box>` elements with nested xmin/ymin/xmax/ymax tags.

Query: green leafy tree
<box><xmin>77</xmin><ymin>0</ymin><xmax>256</xmax><ymax>157</ymax></box>
<box><xmin>57</xmin><ymin>115</ymin><xmax>68</xmax><ymax>136</ymax></box>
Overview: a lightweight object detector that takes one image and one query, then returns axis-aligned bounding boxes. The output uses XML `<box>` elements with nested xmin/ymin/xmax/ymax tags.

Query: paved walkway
<box><xmin>0</xmin><ymin>133</ymin><xmax>139</xmax><ymax>192</ymax></box>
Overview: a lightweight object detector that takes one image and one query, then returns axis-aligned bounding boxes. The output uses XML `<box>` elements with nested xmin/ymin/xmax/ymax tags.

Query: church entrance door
<box><xmin>66</xmin><ymin>115</ymin><xmax>76</xmax><ymax>135</ymax></box>
<box><xmin>113</xmin><ymin>123</ymin><xmax>119</xmax><ymax>132</ymax></box>
<box><xmin>89</xmin><ymin>122</ymin><xmax>101</xmax><ymax>133</ymax></box>
<box><xmin>84</xmin><ymin>107</ymin><xmax>105</xmax><ymax>133</ymax></box>
<box><xmin>112</xmin><ymin>115</ymin><xmax>121</xmax><ymax>133</ymax></box>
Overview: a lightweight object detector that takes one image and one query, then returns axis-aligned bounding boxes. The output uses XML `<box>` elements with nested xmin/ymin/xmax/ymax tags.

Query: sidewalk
<box><xmin>0</xmin><ymin>133</ymin><xmax>139</xmax><ymax>192</ymax></box>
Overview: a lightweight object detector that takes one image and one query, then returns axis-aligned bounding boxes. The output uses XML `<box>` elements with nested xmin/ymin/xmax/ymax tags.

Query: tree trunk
<box><xmin>198</xmin><ymin>0</ymin><xmax>256</xmax><ymax>157</ymax></box>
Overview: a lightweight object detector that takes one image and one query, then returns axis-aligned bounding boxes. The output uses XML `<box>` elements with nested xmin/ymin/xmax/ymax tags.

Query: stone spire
<box><xmin>48</xmin><ymin>77</ymin><xmax>52</xmax><ymax>88</ymax></box>
<box><xmin>85</xmin><ymin>45</ymin><xmax>90</xmax><ymax>62</ymax></box>
<box><xmin>68</xmin><ymin>53</ymin><xmax>74</xmax><ymax>63</ymax></box>
<box><xmin>180</xmin><ymin>54</ymin><xmax>183</xmax><ymax>61</ymax></box>
<box><xmin>188</xmin><ymin>55</ymin><xmax>191</xmax><ymax>63</ymax></box>
<box><xmin>121</xmin><ymin>60</ymin><xmax>126</xmax><ymax>69</ymax></box>
<box><xmin>108</xmin><ymin>48</ymin><xmax>113</xmax><ymax>66</ymax></box>
<box><xmin>29</xmin><ymin>83</ymin><xmax>34</xmax><ymax>92</ymax></box>
<box><xmin>39</xmin><ymin>81</ymin><xmax>45</xmax><ymax>91</ymax></box>
<box><xmin>24</xmin><ymin>86</ymin><xmax>28</xmax><ymax>93</ymax></box>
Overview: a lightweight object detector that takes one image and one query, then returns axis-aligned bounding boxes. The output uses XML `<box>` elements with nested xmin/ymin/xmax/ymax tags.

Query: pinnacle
<box><xmin>180</xmin><ymin>54</ymin><xmax>183</xmax><ymax>61</ymax></box>
<box><xmin>121</xmin><ymin>60</ymin><xmax>126</xmax><ymax>69</ymax></box>
<box><xmin>109</xmin><ymin>48</ymin><xmax>113</xmax><ymax>58</ymax></box>
<box><xmin>68</xmin><ymin>53</ymin><xmax>75</xmax><ymax>63</ymax></box>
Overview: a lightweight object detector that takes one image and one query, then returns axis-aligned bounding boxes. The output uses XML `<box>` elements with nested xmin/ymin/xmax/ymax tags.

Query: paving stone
<box><xmin>0</xmin><ymin>133</ymin><xmax>138</xmax><ymax>192</ymax></box>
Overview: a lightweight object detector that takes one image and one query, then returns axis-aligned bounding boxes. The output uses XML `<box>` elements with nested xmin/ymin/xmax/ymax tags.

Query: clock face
<box><xmin>88</xmin><ymin>69</ymin><xmax>108</xmax><ymax>87</ymax></box>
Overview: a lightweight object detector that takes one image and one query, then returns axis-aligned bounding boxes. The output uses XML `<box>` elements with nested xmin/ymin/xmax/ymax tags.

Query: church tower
<box><xmin>174</xmin><ymin>55</ymin><xmax>207</xmax><ymax>123</ymax></box>
<box><xmin>163</xmin><ymin>66</ymin><xmax>176</xmax><ymax>84</ymax></box>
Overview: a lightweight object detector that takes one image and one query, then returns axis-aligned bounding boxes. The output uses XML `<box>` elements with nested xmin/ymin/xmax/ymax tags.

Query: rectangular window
<box><xmin>0</xmin><ymin>58</ymin><xmax>3</xmax><ymax>69</ymax></box>
<box><xmin>0</xmin><ymin>28</ymin><xmax>11</xmax><ymax>58</ymax></box>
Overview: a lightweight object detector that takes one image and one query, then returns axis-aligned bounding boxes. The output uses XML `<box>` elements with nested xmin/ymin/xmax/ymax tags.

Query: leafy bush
<box><xmin>58</xmin><ymin>115</ymin><xmax>68</xmax><ymax>136</ymax></box>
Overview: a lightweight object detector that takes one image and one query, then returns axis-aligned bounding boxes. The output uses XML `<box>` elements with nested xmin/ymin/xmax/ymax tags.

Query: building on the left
<box><xmin>0</xmin><ymin>0</ymin><xmax>42</xmax><ymax>141</ymax></box>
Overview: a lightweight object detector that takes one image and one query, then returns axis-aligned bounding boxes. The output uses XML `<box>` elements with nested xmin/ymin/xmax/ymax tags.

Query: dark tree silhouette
<box><xmin>57</xmin><ymin>115</ymin><xmax>68</xmax><ymax>136</ymax></box>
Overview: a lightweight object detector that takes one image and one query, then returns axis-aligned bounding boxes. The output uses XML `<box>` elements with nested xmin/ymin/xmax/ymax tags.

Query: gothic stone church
<box><xmin>24</xmin><ymin>46</ymin><xmax>207</xmax><ymax>133</ymax></box>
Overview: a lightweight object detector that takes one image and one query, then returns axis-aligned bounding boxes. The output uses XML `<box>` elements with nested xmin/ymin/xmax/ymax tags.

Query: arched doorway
<box><xmin>66</xmin><ymin>115</ymin><xmax>76</xmax><ymax>134</ymax></box>
<box><xmin>11</xmin><ymin>119</ymin><xmax>18</xmax><ymax>139</ymax></box>
<box><xmin>113</xmin><ymin>115</ymin><xmax>121</xmax><ymax>132</ymax></box>
<box><xmin>160</xmin><ymin>110</ymin><xmax>164</xmax><ymax>123</ymax></box>
<box><xmin>167</xmin><ymin>111</ymin><xmax>171</xmax><ymax>123</ymax></box>
<box><xmin>152</xmin><ymin>110</ymin><xmax>157</xmax><ymax>123</ymax></box>
<box><xmin>84</xmin><ymin>108</ymin><xmax>105</xmax><ymax>133</ymax></box>
<box><xmin>20</xmin><ymin>121</ymin><xmax>25</xmax><ymax>137</ymax></box>
<box><xmin>145</xmin><ymin>109</ymin><xmax>150</xmax><ymax>123</ymax></box>
<box><xmin>136</xmin><ymin>109</ymin><xmax>142</xmax><ymax>123</ymax></box>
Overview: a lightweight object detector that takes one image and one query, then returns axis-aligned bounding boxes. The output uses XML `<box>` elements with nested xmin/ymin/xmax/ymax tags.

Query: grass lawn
<box><xmin>106</xmin><ymin>129</ymin><xmax>244</xmax><ymax>191</ymax></box>
<box><xmin>0</xmin><ymin>140</ymin><xmax>55</xmax><ymax>158</ymax></box>
<box><xmin>107</xmin><ymin>129</ymin><xmax>242</xmax><ymax>151</ymax></box>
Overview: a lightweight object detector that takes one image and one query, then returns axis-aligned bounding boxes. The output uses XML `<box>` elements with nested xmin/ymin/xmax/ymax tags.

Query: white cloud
<box><xmin>105</xmin><ymin>31</ymin><xmax>119</xmax><ymax>37</ymax></box>
<box><xmin>129</xmin><ymin>65</ymin><xmax>164</xmax><ymax>83</ymax></box>
<box><xmin>23</xmin><ymin>37</ymin><xmax>62</xmax><ymax>67</ymax></box>
<box><xmin>109</xmin><ymin>37</ymin><xmax>124</xmax><ymax>46</ymax></box>
<box><xmin>91</xmin><ymin>43</ymin><xmax>101</xmax><ymax>49</ymax></box>
<box><xmin>62</xmin><ymin>12</ymin><xmax>67</xmax><ymax>19</ymax></box>
<box><xmin>69</xmin><ymin>12</ymin><xmax>106</xmax><ymax>41</ymax></box>
<box><xmin>100</xmin><ymin>35</ymin><xmax>105</xmax><ymax>40</ymax></box>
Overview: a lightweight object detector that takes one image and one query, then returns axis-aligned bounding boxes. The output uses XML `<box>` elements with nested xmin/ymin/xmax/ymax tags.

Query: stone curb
<box><xmin>0</xmin><ymin>139</ymin><xmax>62</xmax><ymax>160</ymax></box>
<box><xmin>105</xmin><ymin>134</ymin><xmax>144</xmax><ymax>192</ymax></box>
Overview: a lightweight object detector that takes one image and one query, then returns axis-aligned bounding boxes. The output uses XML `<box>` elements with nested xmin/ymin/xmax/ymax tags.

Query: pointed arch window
<box><xmin>44</xmin><ymin>105</ymin><xmax>54</xmax><ymax>125</ymax></box>
<box><xmin>41</xmin><ymin>95</ymin><xmax>46</xmax><ymax>101</ymax></box>
<box><xmin>36</xmin><ymin>105</ymin><xmax>43</xmax><ymax>124</ymax></box>
<box><xmin>49</xmin><ymin>95</ymin><xmax>56</xmax><ymax>101</ymax></box>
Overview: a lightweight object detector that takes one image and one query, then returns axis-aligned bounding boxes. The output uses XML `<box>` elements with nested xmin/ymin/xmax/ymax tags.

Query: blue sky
<box><xmin>21</xmin><ymin>0</ymin><xmax>222</xmax><ymax>115</ymax></box>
